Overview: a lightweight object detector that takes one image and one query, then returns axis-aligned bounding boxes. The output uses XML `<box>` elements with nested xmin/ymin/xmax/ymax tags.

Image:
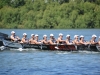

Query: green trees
<box><xmin>0</xmin><ymin>0</ymin><xmax>100</xmax><ymax>29</ymax></box>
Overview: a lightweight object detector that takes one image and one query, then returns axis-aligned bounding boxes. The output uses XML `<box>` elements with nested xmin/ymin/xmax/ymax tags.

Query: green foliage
<box><xmin>0</xmin><ymin>0</ymin><xmax>100</xmax><ymax>29</ymax></box>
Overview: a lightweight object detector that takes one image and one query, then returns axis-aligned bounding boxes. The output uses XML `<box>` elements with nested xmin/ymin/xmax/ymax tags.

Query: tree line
<box><xmin>0</xmin><ymin>0</ymin><xmax>100</xmax><ymax>29</ymax></box>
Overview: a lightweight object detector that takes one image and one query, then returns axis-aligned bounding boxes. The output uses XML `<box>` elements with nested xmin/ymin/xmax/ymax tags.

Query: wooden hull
<box><xmin>21</xmin><ymin>44</ymin><xmax>100</xmax><ymax>52</ymax></box>
<box><xmin>21</xmin><ymin>44</ymin><xmax>77</xmax><ymax>51</ymax></box>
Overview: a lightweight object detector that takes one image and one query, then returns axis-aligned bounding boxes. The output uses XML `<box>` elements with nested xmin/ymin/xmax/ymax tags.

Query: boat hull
<box><xmin>21</xmin><ymin>44</ymin><xmax>77</xmax><ymax>51</ymax></box>
<box><xmin>21</xmin><ymin>44</ymin><xmax>100</xmax><ymax>52</ymax></box>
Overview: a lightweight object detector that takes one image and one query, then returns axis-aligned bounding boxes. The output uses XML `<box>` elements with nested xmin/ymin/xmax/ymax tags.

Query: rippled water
<box><xmin>0</xmin><ymin>29</ymin><xmax>100</xmax><ymax>75</ymax></box>
<box><xmin>0</xmin><ymin>50</ymin><xmax>100</xmax><ymax>75</ymax></box>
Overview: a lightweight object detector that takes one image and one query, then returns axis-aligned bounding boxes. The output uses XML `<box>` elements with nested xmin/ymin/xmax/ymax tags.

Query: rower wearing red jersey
<box><xmin>48</xmin><ymin>34</ymin><xmax>56</xmax><ymax>45</ymax></box>
<box><xmin>72</xmin><ymin>35</ymin><xmax>80</xmax><ymax>45</ymax></box>
<box><xmin>34</xmin><ymin>34</ymin><xmax>41</xmax><ymax>44</ymax></box>
<box><xmin>41</xmin><ymin>35</ymin><xmax>48</xmax><ymax>44</ymax></box>
<box><xmin>29</xmin><ymin>34</ymin><xmax>35</xmax><ymax>44</ymax></box>
<box><xmin>90</xmin><ymin>34</ymin><xmax>98</xmax><ymax>45</ymax></box>
<box><xmin>65</xmin><ymin>35</ymin><xmax>73</xmax><ymax>45</ymax></box>
<box><xmin>79</xmin><ymin>35</ymin><xmax>90</xmax><ymax>45</ymax></box>
<box><xmin>10</xmin><ymin>31</ymin><xmax>20</xmax><ymax>42</ymax></box>
<box><xmin>20</xmin><ymin>33</ymin><xmax>29</xmax><ymax>43</ymax></box>
<box><xmin>57</xmin><ymin>33</ymin><xmax>65</xmax><ymax>44</ymax></box>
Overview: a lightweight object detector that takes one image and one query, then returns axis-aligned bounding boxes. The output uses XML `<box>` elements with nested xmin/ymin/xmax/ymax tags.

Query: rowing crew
<box><xmin>10</xmin><ymin>31</ymin><xmax>100</xmax><ymax>45</ymax></box>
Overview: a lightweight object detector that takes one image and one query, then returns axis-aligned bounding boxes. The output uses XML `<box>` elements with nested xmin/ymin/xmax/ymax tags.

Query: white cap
<box><xmin>35</xmin><ymin>34</ymin><xmax>39</xmax><ymax>37</ymax></box>
<box><xmin>99</xmin><ymin>36</ymin><xmax>100</xmax><ymax>38</ymax></box>
<box><xmin>66</xmin><ymin>34</ymin><xmax>70</xmax><ymax>37</ymax></box>
<box><xmin>11</xmin><ymin>31</ymin><xmax>15</xmax><ymax>34</ymax></box>
<box><xmin>50</xmin><ymin>34</ymin><xmax>54</xmax><ymax>36</ymax></box>
<box><xmin>23</xmin><ymin>33</ymin><xmax>27</xmax><ymax>35</ymax></box>
<box><xmin>31</xmin><ymin>34</ymin><xmax>35</xmax><ymax>36</ymax></box>
<box><xmin>92</xmin><ymin>34</ymin><xmax>97</xmax><ymax>37</ymax></box>
<box><xmin>74</xmin><ymin>35</ymin><xmax>79</xmax><ymax>38</ymax></box>
<box><xmin>43</xmin><ymin>35</ymin><xmax>47</xmax><ymax>37</ymax></box>
<box><xmin>80</xmin><ymin>35</ymin><xmax>84</xmax><ymax>38</ymax></box>
<box><xmin>59</xmin><ymin>33</ymin><xmax>63</xmax><ymax>36</ymax></box>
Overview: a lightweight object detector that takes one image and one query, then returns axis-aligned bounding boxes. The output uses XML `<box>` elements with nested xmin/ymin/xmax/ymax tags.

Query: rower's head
<box><xmin>43</xmin><ymin>35</ymin><xmax>47</xmax><ymax>40</ymax></box>
<box><xmin>23</xmin><ymin>33</ymin><xmax>27</xmax><ymax>37</ymax></box>
<box><xmin>66</xmin><ymin>34</ymin><xmax>70</xmax><ymax>39</ymax></box>
<box><xmin>59</xmin><ymin>33</ymin><xmax>63</xmax><ymax>38</ymax></box>
<box><xmin>11</xmin><ymin>31</ymin><xmax>15</xmax><ymax>35</ymax></box>
<box><xmin>35</xmin><ymin>34</ymin><xmax>39</xmax><ymax>39</ymax></box>
<box><xmin>92</xmin><ymin>34</ymin><xmax>97</xmax><ymax>39</ymax></box>
<box><xmin>31</xmin><ymin>34</ymin><xmax>35</xmax><ymax>38</ymax></box>
<box><xmin>74</xmin><ymin>35</ymin><xmax>79</xmax><ymax>39</ymax></box>
<box><xmin>50</xmin><ymin>34</ymin><xmax>54</xmax><ymax>39</ymax></box>
<box><xmin>80</xmin><ymin>35</ymin><xmax>84</xmax><ymax>40</ymax></box>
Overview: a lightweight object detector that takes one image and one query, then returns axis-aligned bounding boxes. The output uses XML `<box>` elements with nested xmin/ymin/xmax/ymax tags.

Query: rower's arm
<box><xmin>21</xmin><ymin>38</ymin><xmax>28</xmax><ymax>43</ymax></box>
<box><xmin>16</xmin><ymin>36</ymin><xmax>20</xmax><ymax>40</ymax></box>
<box><xmin>29</xmin><ymin>39</ymin><xmax>31</xmax><ymax>44</ymax></box>
<box><xmin>90</xmin><ymin>40</ymin><xmax>98</xmax><ymax>44</ymax></box>
<box><xmin>49</xmin><ymin>40</ymin><xmax>54</xmax><ymax>45</ymax></box>
<box><xmin>79</xmin><ymin>40</ymin><xmax>84</xmax><ymax>44</ymax></box>
<box><xmin>74</xmin><ymin>40</ymin><xmax>80</xmax><ymax>45</ymax></box>
<box><xmin>57</xmin><ymin>38</ymin><xmax>65</xmax><ymax>43</ymax></box>
<box><xmin>34</xmin><ymin>40</ymin><xmax>41</xmax><ymax>44</ymax></box>
<box><xmin>43</xmin><ymin>40</ymin><xmax>48</xmax><ymax>44</ymax></box>
<box><xmin>65</xmin><ymin>40</ymin><xmax>70</xmax><ymax>44</ymax></box>
<box><xmin>10</xmin><ymin>36</ymin><xmax>16</xmax><ymax>41</ymax></box>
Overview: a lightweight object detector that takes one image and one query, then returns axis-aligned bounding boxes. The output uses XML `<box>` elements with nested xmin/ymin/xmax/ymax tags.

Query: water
<box><xmin>0</xmin><ymin>29</ymin><xmax>100</xmax><ymax>75</ymax></box>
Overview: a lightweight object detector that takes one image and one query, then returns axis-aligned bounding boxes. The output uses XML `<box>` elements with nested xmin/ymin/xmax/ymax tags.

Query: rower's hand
<box><xmin>39</xmin><ymin>42</ymin><xmax>42</xmax><ymax>44</ymax></box>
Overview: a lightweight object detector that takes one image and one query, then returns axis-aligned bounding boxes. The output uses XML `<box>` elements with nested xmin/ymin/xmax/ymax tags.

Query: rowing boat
<box><xmin>0</xmin><ymin>40</ymin><xmax>100</xmax><ymax>52</ymax></box>
<box><xmin>0</xmin><ymin>32</ymin><xmax>100</xmax><ymax>51</ymax></box>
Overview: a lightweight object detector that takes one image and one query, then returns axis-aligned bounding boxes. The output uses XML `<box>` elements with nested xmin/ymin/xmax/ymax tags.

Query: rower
<box><xmin>34</xmin><ymin>34</ymin><xmax>41</xmax><ymax>44</ymax></box>
<box><xmin>48</xmin><ymin>34</ymin><xmax>56</xmax><ymax>45</ymax></box>
<box><xmin>79</xmin><ymin>35</ymin><xmax>90</xmax><ymax>45</ymax></box>
<box><xmin>41</xmin><ymin>35</ymin><xmax>48</xmax><ymax>44</ymax></box>
<box><xmin>57</xmin><ymin>33</ymin><xmax>65</xmax><ymax>44</ymax></box>
<box><xmin>90</xmin><ymin>34</ymin><xmax>98</xmax><ymax>45</ymax></box>
<box><xmin>20</xmin><ymin>33</ymin><xmax>29</xmax><ymax>43</ymax></box>
<box><xmin>65</xmin><ymin>35</ymin><xmax>73</xmax><ymax>45</ymax></box>
<box><xmin>29</xmin><ymin>34</ymin><xmax>35</xmax><ymax>44</ymax></box>
<box><xmin>10</xmin><ymin>31</ymin><xmax>20</xmax><ymax>42</ymax></box>
<box><xmin>72</xmin><ymin>35</ymin><xmax>80</xmax><ymax>45</ymax></box>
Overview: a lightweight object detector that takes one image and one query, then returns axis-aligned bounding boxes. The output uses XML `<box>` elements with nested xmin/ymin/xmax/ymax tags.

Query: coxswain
<box><xmin>34</xmin><ymin>34</ymin><xmax>41</xmax><ymax>44</ymax></box>
<box><xmin>72</xmin><ymin>35</ymin><xmax>80</xmax><ymax>45</ymax></box>
<box><xmin>90</xmin><ymin>34</ymin><xmax>98</xmax><ymax>45</ymax></box>
<box><xmin>65</xmin><ymin>35</ymin><xmax>73</xmax><ymax>45</ymax></box>
<box><xmin>48</xmin><ymin>34</ymin><xmax>56</xmax><ymax>45</ymax></box>
<box><xmin>29</xmin><ymin>34</ymin><xmax>35</xmax><ymax>44</ymax></box>
<box><xmin>10</xmin><ymin>31</ymin><xmax>20</xmax><ymax>42</ymax></box>
<box><xmin>79</xmin><ymin>35</ymin><xmax>90</xmax><ymax>45</ymax></box>
<box><xmin>41</xmin><ymin>35</ymin><xmax>48</xmax><ymax>44</ymax></box>
<box><xmin>57</xmin><ymin>33</ymin><xmax>65</xmax><ymax>44</ymax></box>
<box><xmin>20</xmin><ymin>33</ymin><xmax>29</xmax><ymax>43</ymax></box>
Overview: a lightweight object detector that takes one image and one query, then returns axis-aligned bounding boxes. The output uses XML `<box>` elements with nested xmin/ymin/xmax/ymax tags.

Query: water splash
<box><xmin>0</xmin><ymin>46</ymin><xmax>5</xmax><ymax>50</ymax></box>
<box><xmin>10</xmin><ymin>48</ymin><xmax>38</xmax><ymax>51</ymax></box>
